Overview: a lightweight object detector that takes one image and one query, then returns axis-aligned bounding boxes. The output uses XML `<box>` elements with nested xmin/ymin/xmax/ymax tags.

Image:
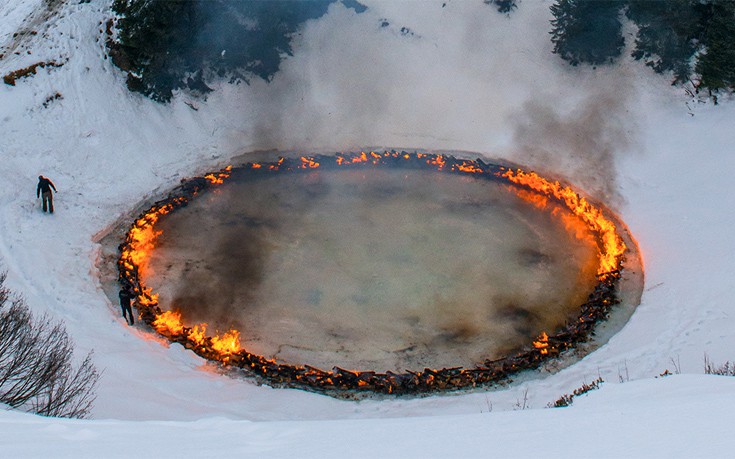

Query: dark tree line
<box><xmin>550</xmin><ymin>0</ymin><xmax>735</xmax><ymax>96</ymax></box>
<box><xmin>108</xmin><ymin>0</ymin><xmax>733</xmax><ymax>101</ymax></box>
<box><xmin>109</xmin><ymin>0</ymin><xmax>365</xmax><ymax>102</ymax></box>
<box><xmin>0</xmin><ymin>272</ymin><xmax>100</xmax><ymax>418</ymax></box>
<box><xmin>108</xmin><ymin>0</ymin><xmax>518</xmax><ymax>102</ymax></box>
<box><xmin>550</xmin><ymin>0</ymin><xmax>625</xmax><ymax>66</ymax></box>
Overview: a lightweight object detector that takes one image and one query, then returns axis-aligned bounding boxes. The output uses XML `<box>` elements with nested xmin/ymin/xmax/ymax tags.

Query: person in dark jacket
<box><xmin>37</xmin><ymin>175</ymin><xmax>57</xmax><ymax>213</ymax></box>
<box><xmin>119</xmin><ymin>287</ymin><xmax>135</xmax><ymax>326</ymax></box>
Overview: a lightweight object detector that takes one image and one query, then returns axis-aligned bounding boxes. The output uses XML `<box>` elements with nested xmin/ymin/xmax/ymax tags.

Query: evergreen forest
<box><xmin>109</xmin><ymin>0</ymin><xmax>735</xmax><ymax>102</ymax></box>
<box><xmin>550</xmin><ymin>0</ymin><xmax>735</xmax><ymax>98</ymax></box>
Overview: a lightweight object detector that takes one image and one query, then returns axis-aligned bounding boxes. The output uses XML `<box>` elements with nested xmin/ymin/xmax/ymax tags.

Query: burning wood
<box><xmin>117</xmin><ymin>151</ymin><xmax>628</xmax><ymax>395</ymax></box>
<box><xmin>211</xmin><ymin>330</ymin><xmax>241</xmax><ymax>355</ymax></box>
<box><xmin>532</xmin><ymin>332</ymin><xmax>550</xmax><ymax>355</ymax></box>
<box><xmin>204</xmin><ymin>165</ymin><xmax>232</xmax><ymax>184</ymax></box>
<box><xmin>153</xmin><ymin>310</ymin><xmax>184</xmax><ymax>336</ymax></box>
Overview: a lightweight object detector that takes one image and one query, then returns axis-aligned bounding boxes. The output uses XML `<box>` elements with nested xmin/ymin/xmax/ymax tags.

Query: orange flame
<box><xmin>187</xmin><ymin>324</ymin><xmax>207</xmax><ymax>346</ymax></box>
<box><xmin>335</xmin><ymin>151</ymin><xmax>412</xmax><ymax>166</ymax></box>
<box><xmin>503</xmin><ymin>169</ymin><xmax>625</xmax><ymax>275</ymax></box>
<box><xmin>204</xmin><ymin>166</ymin><xmax>231</xmax><ymax>184</ymax></box>
<box><xmin>514</xmin><ymin>188</ymin><xmax>550</xmax><ymax>209</ymax></box>
<box><xmin>125</xmin><ymin>216</ymin><xmax>163</xmax><ymax>276</ymax></box>
<box><xmin>204</xmin><ymin>173</ymin><xmax>222</xmax><ymax>184</ymax></box>
<box><xmin>211</xmin><ymin>329</ymin><xmax>241</xmax><ymax>355</ymax></box>
<box><xmin>352</xmin><ymin>152</ymin><xmax>369</xmax><ymax>163</ymax></box>
<box><xmin>533</xmin><ymin>331</ymin><xmax>549</xmax><ymax>355</ymax></box>
<box><xmin>512</xmin><ymin>189</ymin><xmax>593</xmax><ymax>243</ymax></box>
<box><xmin>428</xmin><ymin>155</ymin><xmax>446</xmax><ymax>169</ymax></box>
<box><xmin>153</xmin><ymin>310</ymin><xmax>184</xmax><ymax>336</ymax></box>
<box><xmin>137</xmin><ymin>287</ymin><xmax>159</xmax><ymax>307</ymax></box>
<box><xmin>300</xmin><ymin>156</ymin><xmax>320</xmax><ymax>169</ymax></box>
<box><xmin>269</xmin><ymin>157</ymin><xmax>285</xmax><ymax>170</ymax></box>
<box><xmin>455</xmin><ymin>161</ymin><xmax>483</xmax><ymax>174</ymax></box>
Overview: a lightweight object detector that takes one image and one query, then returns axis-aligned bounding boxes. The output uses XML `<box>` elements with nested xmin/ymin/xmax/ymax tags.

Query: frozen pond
<box><xmin>144</xmin><ymin>168</ymin><xmax>600</xmax><ymax>372</ymax></box>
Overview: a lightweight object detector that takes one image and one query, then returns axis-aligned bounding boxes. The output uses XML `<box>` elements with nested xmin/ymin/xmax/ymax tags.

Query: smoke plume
<box><xmin>510</xmin><ymin>72</ymin><xmax>639</xmax><ymax>205</ymax></box>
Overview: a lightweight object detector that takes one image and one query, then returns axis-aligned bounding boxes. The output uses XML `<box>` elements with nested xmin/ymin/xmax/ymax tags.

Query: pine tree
<box><xmin>485</xmin><ymin>0</ymin><xmax>517</xmax><ymax>14</ymax></box>
<box><xmin>110</xmin><ymin>0</ymin><xmax>198</xmax><ymax>101</ymax></box>
<box><xmin>550</xmin><ymin>0</ymin><xmax>626</xmax><ymax>66</ymax></box>
<box><xmin>626</xmin><ymin>0</ymin><xmax>706</xmax><ymax>84</ymax></box>
<box><xmin>109</xmin><ymin>0</ymin><xmax>352</xmax><ymax>102</ymax></box>
<box><xmin>696</xmin><ymin>1</ymin><xmax>735</xmax><ymax>93</ymax></box>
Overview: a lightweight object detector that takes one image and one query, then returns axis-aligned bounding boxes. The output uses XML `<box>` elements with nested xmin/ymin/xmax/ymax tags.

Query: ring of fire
<box><xmin>117</xmin><ymin>151</ymin><xmax>632</xmax><ymax>395</ymax></box>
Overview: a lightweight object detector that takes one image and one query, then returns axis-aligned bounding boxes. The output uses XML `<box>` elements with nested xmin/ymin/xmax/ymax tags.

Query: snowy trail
<box><xmin>2</xmin><ymin>0</ymin><xmax>735</xmax><ymax>455</ymax></box>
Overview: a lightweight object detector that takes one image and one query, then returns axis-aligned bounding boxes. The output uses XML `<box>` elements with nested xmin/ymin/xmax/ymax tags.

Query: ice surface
<box><xmin>146</xmin><ymin>168</ymin><xmax>599</xmax><ymax>371</ymax></box>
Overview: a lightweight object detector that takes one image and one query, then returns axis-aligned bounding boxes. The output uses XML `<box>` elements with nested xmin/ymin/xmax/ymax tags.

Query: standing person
<box><xmin>36</xmin><ymin>175</ymin><xmax>57</xmax><ymax>213</ymax></box>
<box><xmin>119</xmin><ymin>286</ymin><xmax>135</xmax><ymax>326</ymax></box>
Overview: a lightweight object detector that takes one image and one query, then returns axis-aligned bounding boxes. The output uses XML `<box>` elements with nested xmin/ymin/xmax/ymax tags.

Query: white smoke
<box><xmin>509</xmin><ymin>71</ymin><xmax>639</xmax><ymax>203</ymax></box>
<box><xmin>204</xmin><ymin>0</ymin><xmax>641</xmax><ymax>200</ymax></box>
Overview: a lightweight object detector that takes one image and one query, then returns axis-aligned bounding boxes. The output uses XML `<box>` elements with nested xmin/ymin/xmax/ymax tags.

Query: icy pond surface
<box><xmin>144</xmin><ymin>168</ymin><xmax>600</xmax><ymax>371</ymax></box>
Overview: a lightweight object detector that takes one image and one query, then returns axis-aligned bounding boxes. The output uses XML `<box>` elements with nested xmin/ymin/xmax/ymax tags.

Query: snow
<box><xmin>3</xmin><ymin>375</ymin><xmax>735</xmax><ymax>457</ymax></box>
<box><xmin>1</xmin><ymin>0</ymin><xmax>735</xmax><ymax>456</ymax></box>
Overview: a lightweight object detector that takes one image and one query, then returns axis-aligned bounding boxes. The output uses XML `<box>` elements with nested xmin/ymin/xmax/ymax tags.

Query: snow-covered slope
<box><xmin>2</xmin><ymin>375</ymin><xmax>734</xmax><ymax>458</ymax></box>
<box><xmin>1</xmin><ymin>0</ymin><xmax>734</xmax><ymax>456</ymax></box>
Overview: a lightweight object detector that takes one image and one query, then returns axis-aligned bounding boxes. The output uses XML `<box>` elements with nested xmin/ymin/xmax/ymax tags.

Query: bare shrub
<box><xmin>618</xmin><ymin>359</ymin><xmax>630</xmax><ymax>383</ymax></box>
<box><xmin>0</xmin><ymin>272</ymin><xmax>100</xmax><ymax>418</ymax></box>
<box><xmin>2</xmin><ymin>61</ymin><xmax>63</xmax><ymax>86</ymax></box>
<box><xmin>704</xmin><ymin>354</ymin><xmax>735</xmax><ymax>376</ymax></box>
<box><xmin>548</xmin><ymin>377</ymin><xmax>604</xmax><ymax>408</ymax></box>
<box><xmin>670</xmin><ymin>355</ymin><xmax>682</xmax><ymax>375</ymax></box>
<box><xmin>513</xmin><ymin>388</ymin><xmax>530</xmax><ymax>410</ymax></box>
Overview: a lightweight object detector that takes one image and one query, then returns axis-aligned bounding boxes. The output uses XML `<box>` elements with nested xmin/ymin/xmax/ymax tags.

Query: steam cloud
<box><xmin>194</xmin><ymin>2</ymin><xmax>641</xmax><ymax>205</ymax></box>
